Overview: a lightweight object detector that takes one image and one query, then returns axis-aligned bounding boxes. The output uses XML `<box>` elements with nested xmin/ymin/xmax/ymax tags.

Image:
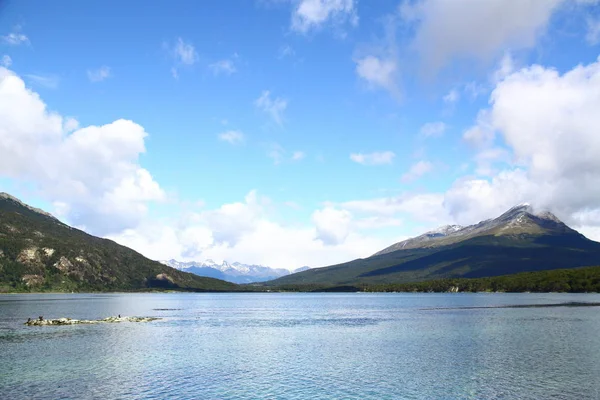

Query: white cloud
<box><xmin>401</xmin><ymin>160</ymin><xmax>434</xmax><ymax>183</ymax></box>
<box><xmin>1</xmin><ymin>55</ymin><xmax>11</xmax><ymax>67</ymax></box>
<box><xmin>341</xmin><ymin>192</ymin><xmax>449</xmax><ymax>222</ymax></box>
<box><xmin>447</xmin><ymin>55</ymin><xmax>600</xmax><ymax>236</ymax></box>
<box><xmin>291</xmin><ymin>0</ymin><xmax>358</xmax><ymax>33</ymax></box>
<box><xmin>108</xmin><ymin>191</ymin><xmax>391</xmax><ymax>270</ymax></box>
<box><xmin>403</xmin><ymin>0</ymin><xmax>568</xmax><ymax>74</ymax></box>
<box><xmin>1</xmin><ymin>32</ymin><xmax>29</xmax><ymax>46</ymax></box>
<box><xmin>312</xmin><ymin>207</ymin><xmax>352</xmax><ymax>245</ymax></box>
<box><xmin>587</xmin><ymin>17</ymin><xmax>600</xmax><ymax>45</ymax></box>
<box><xmin>255</xmin><ymin>90</ymin><xmax>288</xmax><ymax>125</ymax></box>
<box><xmin>292</xmin><ymin>151</ymin><xmax>306</xmax><ymax>161</ymax></box>
<box><xmin>24</xmin><ymin>74</ymin><xmax>60</xmax><ymax>89</ymax></box>
<box><xmin>443</xmin><ymin>89</ymin><xmax>459</xmax><ymax>104</ymax></box>
<box><xmin>166</xmin><ymin>38</ymin><xmax>198</xmax><ymax>78</ymax></box>
<box><xmin>209</xmin><ymin>59</ymin><xmax>236</xmax><ymax>75</ymax></box>
<box><xmin>355</xmin><ymin>55</ymin><xmax>398</xmax><ymax>94</ymax></box>
<box><xmin>218</xmin><ymin>130</ymin><xmax>245</xmax><ymax>145</ymax></box>
<box><xmin>419</xmin><ymin>122</ymin><xmax>446</xmax><ymax>138</ymax></box>
<box><xmin>87</xmin><ymin>66</ymin><xmax>111</xmax><ymax>82</ymax></box>
<box><xmin>350</xmin><ymin>151</ymin><xmax>395</xmax><ymax>166</ymax></box>
<box><xmin>0</xmin><ymin>66</ymin><xmax>164</xmax><ymax>235</ymax></box>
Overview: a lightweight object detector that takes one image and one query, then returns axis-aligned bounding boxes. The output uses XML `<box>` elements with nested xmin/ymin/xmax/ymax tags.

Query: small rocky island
<box><xmin>25</xmin><ymin>315</ymin><xmax>160</xmax><ymax>326</ymax></box>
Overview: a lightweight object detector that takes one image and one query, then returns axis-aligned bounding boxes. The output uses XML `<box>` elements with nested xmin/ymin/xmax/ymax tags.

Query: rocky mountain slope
<box><xmin>0</xmin><ymin>193</ymin><xmax>238</xmax><ymax>292</ymax></box>
<box><xmin>160</xmin><ymin>259</ymin><xmax>310</xmax><ymax>284</ymax></box>
<box><xmin>266</xmin><ymin>204</ymin><xmax>600</xmax><ymax>288</ymax></box>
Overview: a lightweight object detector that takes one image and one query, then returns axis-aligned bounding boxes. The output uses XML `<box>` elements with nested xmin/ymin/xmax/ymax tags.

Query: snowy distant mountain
<box><xmin>158</xmin><ymin>259</ymin><xmax>308</xmax><ymax>284</ymax></box>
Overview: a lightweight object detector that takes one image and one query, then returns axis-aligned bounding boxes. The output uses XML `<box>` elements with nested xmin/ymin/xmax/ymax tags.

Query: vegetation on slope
<box><xmin>266</xmin><ymin>265</ymin><xmax>600</xmax><ymax>293</ymax></box>
<box><xmin>0</xmin><ymin>194</ymin><xmax>238</xmax><ymax>293</ymax></box>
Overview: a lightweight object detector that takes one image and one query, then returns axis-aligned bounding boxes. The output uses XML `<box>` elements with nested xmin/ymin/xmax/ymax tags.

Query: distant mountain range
<box><xmin>0</xmin><ymin>193</ymin><xmax>237</xmax><ymax>292</ymax></box>
<box><xmin>160</xmin><ymin>259</ymin><xmax>310</xmax><ymax>284</ymax></box>
<box><xmin>266</xmin><ymin>204</ymin><xmax>600</xmax><ymax>288</ymax></box>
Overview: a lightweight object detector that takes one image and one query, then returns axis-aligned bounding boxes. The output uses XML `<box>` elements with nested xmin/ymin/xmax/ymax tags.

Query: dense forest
<box><xmin>262</xmin><ymin>266</ymin><xmax>600</xmax><ymax>293</ymax></box>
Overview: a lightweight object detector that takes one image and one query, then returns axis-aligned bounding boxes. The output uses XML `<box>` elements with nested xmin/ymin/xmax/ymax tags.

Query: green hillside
<box><xmin>265</xmin><ymin>205</ymin><xmax>600</xmax><ymax>288</ymax></box>
<box><xmin>0</xmin><ymin>193</ymin><xmax>238</xmax><ymax>292</ymax></box>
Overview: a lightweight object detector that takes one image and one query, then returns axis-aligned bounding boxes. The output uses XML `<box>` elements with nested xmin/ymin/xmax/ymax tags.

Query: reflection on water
<box><xmin>1</xmin><ymin>293</ymin><xmax>600</xmax><ymax>399</ymax></box>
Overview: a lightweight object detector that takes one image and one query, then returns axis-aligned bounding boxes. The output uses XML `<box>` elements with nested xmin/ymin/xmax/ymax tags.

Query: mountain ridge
<box><xmin>159</xmin><ymin>259</ymin><xmax>310</xmax><ymax>284</ymax></box>
<box><xmin>266</xmin><ymin>203</ymin><xmax>600</xmax><ymax>288</ymax></box>
<box><xmin>0</xmin><ymin>193</ymin><xmax>238</xmax><ymax>292</ymax></box>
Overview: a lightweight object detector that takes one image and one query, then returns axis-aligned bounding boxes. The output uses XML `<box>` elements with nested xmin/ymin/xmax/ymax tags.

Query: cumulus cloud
<box><xmin>350</xmin><ymin>151</ymin><xmax>395</xmax><ymax>165</ymax></box>
<box><xmin>401</xmin><ymin>160</ymin><xmax>434</xmax><ymax>183</ymax></box>
<box><xmin>291</xmin><ymin>0</ymin><xmax>358</xmax><ymax>33</ymax></box>
<box><xmin>419</xmin><ymin>122</ymin><xmax>446</xmax><ymax>138</ymax></box>
<box><xmin>108</xmin><ymin>191</ymin><xmax>391</xmax><ymax>270</ymax></box>
<box><xmin>446</xmin><ymin>55</ymin><xmax>600</xmax><ymax>237</ymax></box>
<box><xmin>87</xmin><ymin>66</ymin><xmax>111</xmax><ymax>82</ymax></box>
<box><xmin>402</xmin><ymin>0</ymin><xmax>572</xmax><ymax>74</ymax></box>
<box><xmin>312</xmin><ymin>207</ymin><xmax>352</xmax><ymax>245</ymax></box>
<box><xmin>218</xmin><ymin>130</ymin><xmax>245</xmax><ymax>145</ymax></box>
<box><xmin>255</xmin><ymin>90</ymin><xmax>288</xmax><ymax>125</ymax></box>
<box><xmin>0</xmin><ymin>67</ymin><xmax>164</xmax><ymax>235</ymax></box>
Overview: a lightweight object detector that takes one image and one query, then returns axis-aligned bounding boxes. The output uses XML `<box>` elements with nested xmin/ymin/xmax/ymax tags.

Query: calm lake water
<box><xmin>1</xmin><ymin>293</ymin><xmax>600</xmax><ymax>399</ymax></box>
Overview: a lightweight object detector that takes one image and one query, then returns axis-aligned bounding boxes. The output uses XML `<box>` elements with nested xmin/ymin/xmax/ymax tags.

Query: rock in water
<box><xmin>25</xmin><ymin>316</ymin><xmax>160</xmax><ymax>326</ymax></box>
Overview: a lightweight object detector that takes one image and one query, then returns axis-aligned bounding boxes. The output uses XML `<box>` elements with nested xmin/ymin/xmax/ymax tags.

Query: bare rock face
<box><xmin>155</xmin><ymin>273</ymin><xmax>174</xmax><ymax>283</ymax></box>
<box><xmin>25</xmin><ymin>316</ymin><xmax>161</xmax><ymax>326</ymax></box>
<box><xmin>21</xmin><ymin>275</ymin><xmax>44</xmax><ymax>287</ymax></box>
<box><xmin>17</xmin><ymin>247</ymin><xmax>41</xmax><ymax>265</ymax></box>
<box><xmin>53</xmin><ymin>256</ymin><xmax>73</xmax><ymax>272</ymax></box>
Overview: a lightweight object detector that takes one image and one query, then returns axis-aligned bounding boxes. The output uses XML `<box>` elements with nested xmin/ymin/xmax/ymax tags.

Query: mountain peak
<box><xmin>374</xmin><ymin>203</ymin><xmax>573</xmax><ymax>256</ymax></box>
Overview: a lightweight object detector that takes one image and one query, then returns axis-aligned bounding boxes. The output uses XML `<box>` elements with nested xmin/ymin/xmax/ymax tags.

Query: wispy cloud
<box><xmin>1</xmin><ymin>55</ymin><xmax>12</xmax><ymax>67</ymax></box>
<box><xmin>420</xmin><ymin>122</ymin><xmax>446</xmax><ymax>138</ymax></box>
<box><xmin>165</xmin><ymin>37</ymin><xmax>198</xmax><ymax>78</ymax></box>
<box><xmin>587</xmin><ymin>17</ymin><xmax>600</xmax><ymax>45</ymax></box>
<box><xmin>87</xmin><ymin>66</ymin><xmax>111</xmax><ymax>82</ymax></box>
<box><xmin>350</xmin><ymin>151</ymin><xmax>395</xmax><ymax>166</ymax></box>
<box><xmin>1</xmin><ymin>32</ymin><xmax>29</xmax><ymax>46</ymax></box>
<box><xmin>443</xmin><ymin>89</ymin><xmax>459</xmax><ymax>104</ymax></box>
<box><xmin>278</xmin><ymin>44</ymin><xmax>295</xmax><ymax>59</ymax></box>
<box><xmin>267</xmin><ymin>143</ymin><xmax>286</xmax><ymax>165</ymax></box>
<box><xmin>255</xmin><ymin>90</ymin><xmax>288</xmax><ymax>126</ymax></box>
<box><xmin>218</xmin><ymin>130</ymin><xmax>245</xmax><ymax>145</ymax></box>
<box><xmin>209</xmin><ymin>59</ymin><xmax>236</xmax><ymax>75</ymax></box>
<box><xmin>25</xmin><ymin>74</ymin><xmax>60</xmax><ymax>89</ymax></box>
<box><xmin>401</xmin><ymin>161</ymin><xmax>433</xmax><ymax>183</ymax></box>
<box><xmin>292</xmin><ymin>151</ymin><xmax>306</xmax><ymax>161</ymax></box>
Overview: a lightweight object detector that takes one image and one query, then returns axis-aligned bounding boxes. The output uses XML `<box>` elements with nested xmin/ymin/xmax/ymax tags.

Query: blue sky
<box><xmin>1</xmin><ymin>0</ymin><xmax>600</xmax><ymax>269</ymax></box>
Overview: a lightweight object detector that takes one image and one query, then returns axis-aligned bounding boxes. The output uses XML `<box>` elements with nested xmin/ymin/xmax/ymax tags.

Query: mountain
<box><xmin>266</xmin><ymin>204</ymin><xmax>600</xmax><ymax>288</ymax></box>
<box><xmin>0</xmin><ymin>193</ymin><xmax>238</xmax><ymax>292</ymax></box>
<box><xmin>160</xmin><ymin>259</ymin><xmax>309</xmax><ymax>284</ymax></box>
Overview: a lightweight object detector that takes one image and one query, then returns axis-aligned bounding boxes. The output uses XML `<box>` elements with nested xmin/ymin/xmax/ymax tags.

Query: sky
<box><xmin>1</xmin><ymin>0</ymin><xmax>600</xmax><ymax>270</ymax></box>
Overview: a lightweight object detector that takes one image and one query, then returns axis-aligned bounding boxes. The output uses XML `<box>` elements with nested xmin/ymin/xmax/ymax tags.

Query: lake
<box><xmin>1</xmin><ymin>293</ymin><xmax>600</xmax><ymax>399</ymax></box>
